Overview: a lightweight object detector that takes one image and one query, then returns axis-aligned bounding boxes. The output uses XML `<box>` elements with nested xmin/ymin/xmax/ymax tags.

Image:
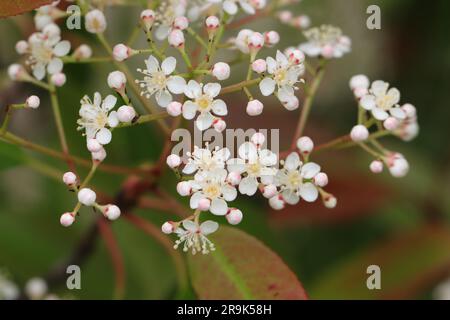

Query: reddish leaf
<box><xmin>0</xmin><ymin>0</ymin><xmax>52</xmax><ymax>18</ymax></box>
<box><xmin>188</xmin><ymin>226</ymin><xmax>307</xmax><ymax>300</ymax></box>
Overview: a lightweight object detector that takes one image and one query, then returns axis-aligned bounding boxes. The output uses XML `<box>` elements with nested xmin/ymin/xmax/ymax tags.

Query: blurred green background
<box><xmin>1</xmin><ymin>0</ymin><xmax>450</xmax><ymax>299</ymax></box>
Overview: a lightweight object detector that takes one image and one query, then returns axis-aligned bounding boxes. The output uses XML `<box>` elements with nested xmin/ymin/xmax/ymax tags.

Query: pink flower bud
<box><xmin>198</xmin><ymin>198</ymin><xmax>211</xmax><ymax>211</ymax></box>
<box><xmin>26</xmin><ymin>95</ymin><xmax>40</xmax><ymax>109</ymax></box>
<box><xmin>92</xmin><ymin>147</ymin><xmax>107</xmax><ymax>162</ymax></box>
<box><xmin>168</xmin><ymin>29</ymin><xmax>185</xmax><ymax>47</ymax></box>
<box><xmin>350</xmin><ymin>74</ymin><xmax>370</xmax><ymax>90</ymax></box>
<box><xmin>103</xmin><ymin>204</ymin><xmax>121</xmax><ymax>220</ymax></box>
<box><xmin>112</xmin><ymin>44</ymin><xmax>131</xmax><ymax>61</ymax></box>
<box><xmin>213</xmin><ymin>118</ymin><xmax>226</xmax><ymax>132</ymax></box>
<box><xmin>140</xmin><ymin>9</ymin><xmax>155</xmax><ymax>30</ymax></box>
<box><xmin>78</xmin><ymin>188</ymin><xmax>97</xmax><ymax>206</ymax></box>
<box><xmin>278</xmin><ymin>11</ymin><xmax>292</xmax><ymax>23</ymax></box>
<box><xmin>402</xmin><ymin>103</ymin><xmax>416</xmax><ymax>118</ymax></box>
<box><xmin>293</xmin><ymin>15</ymin><xmax>311</xmax><ymax>29</ymax></box>
<box><xmin>283</xmin><ymin>96</ymin><xmax>300</xmax><ymax>111</ymax></box>
<box><xmin>205</xmin><ymin>16</ymin><xmax>219</xmax><ymax>31</ymax></box>
<box><xmin>321</xmin><ymin>44</ymin><xmax>335</xmax><ymax>59</ymax></box>
<box><xmin>51</xmin><ymin>72</ymin><xmax>66</xmax><ymax>87</ymax></box>
<box><xmin>212</xmin><ymin>62</ymin><xmax>230</xmax><ymax>80</ymax></box>
<box><xmin>60</xmin><ymin>212</ymin><xmax>75</xmax><ymax>227</ymax></box>
<box><xmin>8</xmin><ymin>64</ymin><xmax>27</xmax><ymax>81</ymax></box>
<box><xmin>264</xmin><ymin>31</ymin><xmax>280</xmax><ymax>47</ymax></box>
<box><xmin>314</xmin><ymin>172</ymin><xmax>329</xmax><ymax>187</ymax></box>
<box><xmin>227</xmin><ymin>171</ymin><xmax>242</xmax><ymax>186</ymax></box>
<box><xmin>117</xmin><ymin>105</ymin><xmax>136</xmax><ymax>123</ymax></box>
<box><xmin>15</xmin><ymin>40</ymin><xmax>29</xmax><ymax>54</ymax></box>
<box><xmin>63</xmin><ymin>171</ymin><xmax>77</xmax><ymax>186</ymax></box>
<box><xmin>173</xmin><ymin>16</ymin><xmax>189</xmax><ymax>30</ymax></box>
<box><xmin>251</xmin><ymin>132</ymin><xmax>265</xmax><ymax>146</ymax></box>
<box><xmin>263</xmin><ymin>184</ymin><xmax>277</xmax><ymax>199</ymax></box>
<box><xmin>324</xmin><ymin>195</ymin><xmax>337</xmax><ymax>209</ymax></box>
<box><xmin>248</xmin><ymin>32</ymin><xmax>264</xmax><ymax>50</ymax></box>
<box><xmin>370</xmin><ymin>160</ymin><xmax>384</xmax><ymax>174</ymax></box>
<box><xmin>161</xmin><ymin>221</ymin><xmax>174</xmax><ymax>234</ymax></box>
<box><xmin>297</xmin><ymin>136</ymin><xmax>314</xmax><ymax>154</ymax></box>
<box><xmin>388</xmin><ymin>155</ymin><xmax>409</xmax><ymax>178</ymax></box>
<box><xmin>73</xmin><ymin>44</ymin><xmax>92</xmax><ymax>59</ymax></box>
<box><xmin>353</xmin><ymin>87</ymin><xmax>368</xmax><ymax>99</ymax></box>
<box><xmin>167</xmin><ymin>101</ymin><xmax>182</xmax><ymax>116</ymax></box>
<box><xmin>350</xmin><ymin>125</ymin><xmax>369</xmax><ymax>142</ymax></box>
<box><xmin>176</xmin><ymin>181</ymin><xmax>191</xmax><ymax>196</ymax></box>
<box><xmin>288</xmin><ymin>49</ymin><xmax>305</xmax><ymax>65</ymax></box>
<box><xmin>383</xmin><ymin>117</ymin><xmax>399</xmax><ymax>131</ymax></box>
<box><xmin>166</xmin><ymin>154</ymin><xmax>181</xmax><ymax>168</ymax></box>
<box><xmin>246</xmin><ymin>99</ymin><xmax>264</xmax><ymax>116</ymax></box>
<box><xmin>226</xmin><ymin>208</ymin><xmax>243</xmax><ymax>225</ymax></box>
<box><xmin>252</xmin><ymin>59</ymin><xmax>267</xmax><ymax>73</ymax></box>
<box><xmin>269</xmin><ymin>195</ymin><xmax>285</xmax><ymax>210</ymax></box>
<box><xmin>85</xmin><ymin>9</ymin><xmax>107</xmax><ymax>34</ymax></box>
<box><xmin>107</xmin><ymin>71</ymin><xmax>127</xmax><ymax>90</ymax></box>
<box><xmin>87</xmin><ymin>138</ymin><xmax>102</xmax><ymax>153</ymax></box>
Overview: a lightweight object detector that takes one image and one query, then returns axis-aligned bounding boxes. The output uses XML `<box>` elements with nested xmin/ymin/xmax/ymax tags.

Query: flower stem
<box><xmin>187</xmin><ymin>27</ymin><xmax>208</xmax><ymax>50</ymax></box>
<box><xmin>62</xmin><ymin>56</ymin><xmax>112</xmax><ymax>64</ymax></box>
<box><xmin>116</xmin><ymin>111</ymin><xmax>170</xmax><ymax>128</ymax></box>
<box><xmin>220</xmin><ymin>78</ymin><xmax>261</xmax><ymax>95</ymax></box>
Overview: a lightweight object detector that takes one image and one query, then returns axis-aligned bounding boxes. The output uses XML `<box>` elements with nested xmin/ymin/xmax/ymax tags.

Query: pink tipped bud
<box><xmin>104</xmin><ymin>204</ymin><xmax>121</xmax><ymax>220</ymax></box>
<box><xmin>117</xmin><ymin>105</ymin><xmax>136</xmax><ymax>123</ymax></box>
<box><xmin>226</xmin><ymin>208</ymin><xmax>243</xmax><ymax>225</ymax></box>
<box><xmin>212</xmin><ymin>62</ymin><xmax>230</xmax><ymax>80</ymax></box>
<box><xmin>26</xmin><ymin>95</ymin><xmax>40</xmax><ymax>109</ymax></box>
<box><xmin>62</xmin><ymin>171</ymin><xmax>77</xmax><ymax>186</ymax></box>
<box><xmin>140</xmin><ymin>9</ymin><xmax>155</xmax><ymax>30</ymax></box>
<box><xmin>213</xmin><ymin>118</ymin><xmax>226</xmax><ymax>132</ymax></box>
<box><xmin>91</xmin><ymin>147</ymin><xmax>107</xmax><ymax>162</ymax></box>
<box><xmin>166</xmin><ymin>154</ymin><xmax>181</xmax><ymax>168</ymax></box>
<box><xmin>246</xmin><ymin>99</ymin><xmax>264</xmax><ymax>116</ymax></box>
<box><xmin>227</xmin><ymin>171</ymin><xmax>242</xmax><ymax>186</ymax></box>
<box><xmin>293</xmin><ymin>15</ymin><xmax>311</xmax><ymax>29</ymax></box>
<box><xmin>73</xmin><ymin>44</ymin><xmax>92</xmax><ymax>59</ymax></box>
<box><xmin>263</xmin><ymin>184</ymin><xmax>277</xmax><ymax>199</ymax></box>
<box><xmin>269</xmin><ymin>195</ymin><xmax>285</xmax><ymax>210</ymax></box>
<box><xmin>296</xmin><ymin>136</ymin><xmax>314</xmax><ymax>154</ymax></box>
<box><xmin>176</xmin><ymin>181</ymin><xmax>191</xmax><ymax>196</ymax></box>
<box><xmin>167</xmin><ymin>101</ymin><xmax>182</xmax><ymax>116</ymax></box>
<box><xmin>60</xmin><ymin>213</ymin><xmax>75</xmax><ymax>227</ymax></box>
<box><xmin>252</xmin><ymin>59</ymin><xmax>267</xmax><ymax>74</ymax></box>
<box><xmin>383</xmin><ymin>117</ymin><xmax>399</xmax><ymax>131</ymax></box>
<box><xmin>87</xmin><ymin>138</ymin><xmax>102</xmax><ymax>153</ymax></box>
<box><xmin>264</xmin><ymin>31</ymin><xmax>280</xmax><ymax>47</ymax></box>
<box><xmin>168</xmin><ymin>29</ymin><xmax>185</xmax><ymax>47</ymax></box>
<box><xmin>51</xmin><ymin>72</ymin><xmax>66</xmax><ymax>87</ymax></box>
<box><xmin>8</xmin><ymin>64</ymin><xmax>28</xmax><ymax>81</ymax></box>
<box><xmin>78</xmin><ymin>188</ymin><xmax>97</xmax><ymax>206</ymax></box>
<box><xmin>278</xmin><ymin>11</ymin><xmax>293</xmax><ymax>23</ymax></box>
<box><xmin>248</xmin><ymin>32</ymin><xmax>264</xmax><ymax>50</ymax></box>
<box><xmin>350</xmin><ymin>125</ymin><xmax>369</xmax><ymax>142</ymax></box>
<box><xmin>198</xmin><ymin>198</ymin><xmax>211</xmax><ymax>211</ymax></box>
<box><xmin>350</xmin><ymin>74</ymin><xmax>370</xmax><ymax>90</ymax></box>
<box><xmin>251</xmin><ymin>132</ymin><xmax>265</xmax><ymax>146</ymax></box>
<box><xmin>370</xmin><ymin>160</ymin><xmax>384</xmax><ymax>174</ymax></box>
<box><xmin>173</xmin><ymin>16</ymin><xmax>189</xmax><ymax>30</ymax></box>
<box><xmin>107</xmin><ymin>71</ymin><xmax>127</xmax><ymax>90</ymax></box>
<box><xmin>205</xmin><ymin>16</ymin><xmax>220</xmax><ymax>31</ymax></box>
<box><xmin>112</xmin><ymin>43</ymin><xmax>131</xmax><ymax>61</ymax></box>
<box><xmin>324</xmin><ymin>195</ymin><xmax>337</xmax><ymax>209</ymax></box>
<box><xmin>388</xmin><ymin>155</ymin><xmax>409</xmax><ymax>178</ymax></box>
<box><xmin>289</xmin><ymin>49</ymin><xmax>305</xmax><ymax>65</ymax></box>
<box><xmin>314</xmin><ymin>172</ymin><xmax>329</xmax><ymax>187</ymax></box>
<box><xmin>283</xmin><ymin>96</ymin><xmax>300</xmax><ymax>111</ymax></box>
<box><xmin>15</xmin><ymin>40</ymin><xmax>29</xmax><ymax>54</ymax></box>
<box><xmin>161</xmin><ymin>221</ymin><xmax>175</xmax><ymax>234</ymax></box>
<box><xmin>402</xmin><ymin>103</ymin><xmax>416</xmax><ymax>118</ymax></box>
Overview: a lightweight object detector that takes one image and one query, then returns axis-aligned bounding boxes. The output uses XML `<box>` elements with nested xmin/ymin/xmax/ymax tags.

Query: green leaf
<box><xmin>188</xmin><ymin>226</ymin><xmax>307</xmax><ymax>300</ymax></box>
<box><xmin>0</xmin><ymin>141</ymin><xmax>25</xmax><ymax>171</ymax></box>
<box><xmin>0</xmin><ymin>0</ymin><xmax>52</xmax><ymax>18</ymax></box>
<box><xmin>310</xmin><ymin>226</ymin><xmax>450</xmax><ymax>299</ymax></box>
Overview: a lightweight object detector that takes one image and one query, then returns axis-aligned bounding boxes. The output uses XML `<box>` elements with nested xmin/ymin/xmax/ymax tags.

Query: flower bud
<box><xmin>252</xmin><ymin>59</ymin><xmax>267</xmax><ymax>73</ymax></box>
<box><xmin>251</xmin><ymin>132</ymin><xmax>265</xmax><ymax>146</ymax></box>
<box><xmin>370</xmin><ymin>160</ymin><xmax>384</xmax><ymax>174</ymax></box>
<box><xmin>314</xmin><ymin>172</ymin><xmax>328</xmax><ymax>187</ymax></box>
<box><xmin>383</xmin><ymin>117</ymin><xmax>399</xmax><ymax>131</ymax></box>
<box><xmin>269</xmin><ymin>195</ymin><xmax>285</xmax><ymax>210</ymax></box>
<box><xmin>246</xmin><ymin>99</ymin><xmax>264</xmax><ymax>116</ymax></box>
<box><xmin>353</xmin><ymin>87</ymin><xmax>368</xmax><ymax>99</ymax></box>
<box><xmin>60</xmin><ymin>212</ymin><xmax>75</xmax><ymax>227</ymax></box>
<box><xmin>212</xmin><ymin>62</ymin><xmax>230</xmax><ymax>80</ymax></box>
<box><xmin>296</xmin><ymin>136</ymin><xmax>314</xmax><ymax>154</ymax></box>
<box><xmin>112</xmin><ymin>44</ymin><xmax>131</xmax><ymax>61</ymax></box>
<box><xmin>350</xmin><ymin>125</ymin><xmax>369</xmax><ymax>142</ymax></box>
<box><xmin>388</xmin><ymin>155</ymin><xmax>409</xmax><ymax>178</ymax></box>
<box><xmin>176</xmin><ymin>181</ymin><xmax>191</xmax><ymax>196</ymax></box>
<box><xmin>8</xmin><ymin>64</ymin><xmax>28</xmax><ymax>81</ymax></box>
<box><xmin>51</xmin><ymin>72</ymin><xmax>66</xmax><ymax>87</ymax></box>
<box><xmin>263</xmin><ymin>184</ymin><xmax>277</xmax><ymax>199</ymax></box>
<box><xmin>226</xmin><ymin>208</ymin><xmax>243</xmax><ymax>225</ymax></box>
<box><xmin>62</xmin><ymin>171</ymin><xmax>77</xmax><ymax>186</ymax></box>
<box><xmin>213</xmin><ymin>118</ymin><xmax>226</xmax><ymax>132</ymax></box>
<box><xmin>15</xmin><ymin>40</ymin><xmax>29</xmax><ymax>54</ymax></box>
<box><xmin>87</xmin><ymin>138</ymin><xmax>102</xmax><ymax>153</ymax></box>
<box><xmin>227</xmin><ymin>171</ymin><xmax>242</xmax><ymax>186</ymax></box>
<box><xmin>167</xmin><ymin>101</ymin><xmax>182</xmax><ymax>116</ymax></box>
<box><xmin>107</xmin><ymin>71</ymin><xmax>127</xmax><ymax>90</ymax></box>
<box><xmin>205</xmin><ymin>16</ymin><xmax>219</xmax><ymax>31</ymax></box>
<box><xmin>25</xmin><ymin>278</ymin><xmax>48</xmax><ymax>300</ymax></box>
<box><xmin>173</xmin><ymin>16</ymin><xmax>189</xmax><ymax>30</ymax></box>
<box><xmin>198</xmin><ymin>198</ymin><xmax>211</xmax><ymax>211</ymax></box>
<box><xmin>248</xmin><ymin>32</ymin><xmax>264</xmax><ymax>51</ymax></box>
<box><xmin>25</xmin><ymin>95</ymin><xmax>40</xmax><ymax>109</ymax></box>
<box><xmin>117</xmin><ymin>105</ymin><xmax>136</xmax><ymax>123</ymax></box>
<box><xmin>321</xmin><ymin>44</ymin><xmax>335</xmax><ymax>59</ymax></box>
<box><xmin>140</xmin><ymin>9</ymin><xmax>155</xmax><ymax>30</ymax></box>
<box><xmin>288</xmin><ymin>49</ymin><xmax>305</xmax><ymax>65</ymax></box>
<box><xmin>161</xmin><ymin>221</ymin><xmax>175</xmax><ymax>234</ymax></box>
<box><xmin>350</xmin><ymin>74</ymin><xmax>370</xmax><ymax>90</ymax></box>
<box><xmin>278</xmin><ymin>11</ymin><xmax>293</xmax><ymax>23</ymax></box>
<box><xmin>42</xmin><ymin>23</ymin><xmax>60</xmax><ymax>38</ymax></box>
<box><xmin>402</xmin><ymin>103</ymin><xmax>416</xmax><ymax>118</ymax></box>
<box><xmin>73</xmin><ymin>44</ymin><xmax>92</xmax><ymax>59</ymax></box>
<box><xmin>85</xmin><ymin>9</ymin><xmax>107</xmax><ymax>34</ymax></box>
<box><xmin>78</xmin><ymin>188</ymin><xmax>97</xmax><ymax>206</ymax></box>
<box><xmin>324</xmin><ymin>195</ymin><xmax>337</xmax><ymax>209</ymax></box>
<box><xmin>264</xmin><ymin>31</ymin><xmax>280</xmax><ymax>47</ymax></box>
<box><xmin>92</xmin><ymin>147</ymin><xmax>107</xmax><ymax>162</ymax></box>
<box><xmin>293</xmin><ymin>15</ymin><xmax>311</xmax><ymax>29</ymax></box>
<box><xmin>166</xmin><ymin>154</ymin><xmax>181</xmax><ymax>168</ymax></box>
<box><xmin>283</xmin><ymin>96</ymin><xmax>300</xmax><ymax>111</ymax></box>
<box><xmin>168</xmin><ymin>29</ymin><xmax>185</xmax><ymax>47</ymax></box>
<box><xmin>104</xmin><ymin>204</ymin><xmax>121</xmax><ymax>220</ymax></box>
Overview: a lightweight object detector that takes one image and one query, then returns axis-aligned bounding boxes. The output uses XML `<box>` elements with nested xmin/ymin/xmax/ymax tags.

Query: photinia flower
<box><xmin>219</xmin><ymin>0</ymin><xmax>267</xmax><ymax>15</ymax></box>
<box><xmin>136</xmin><ymin>55</ymin><xmax>186</xmax><ymax>107</ymax></box>
<box><xmin>227</xmin><ymin>137</ymin><xmax>278</xmax><ymax>196</ymax></box>
<box><xmin>182</xmin><ymin>146</ymin><xmax>230</xmax><ymax>175</ymax></box>
<box><xmin>152</xmin><ymin>0</ymin><xmax>187</xmax><ymax>40</ymax></box>
<box><xmin>182</xmin><ymin>80</ymin><xmax>228</xmax><ymax>131</ymax></box>
<box><xmin>174</xmin><ymin>220</ymin><xmax>218</xmax><ymax>254</ymax></box>
<box><xmin>77</xmin><ymin>92</ymin><xmax>119</xmax><ymax>145</ymax></box>
<box><xmin>259</xmin><ymin>50</ymin><xmax>305</xmax><ymax>110</ymax></box>
<box><xmin>299</xmin><ymin>25</ymin><xmax>351</xmax><ymax>59</ymax></box>
<box><xmin>22</xmin><ymin>24</ymin><xmax>71</xmax><ymax>80</ymax></box>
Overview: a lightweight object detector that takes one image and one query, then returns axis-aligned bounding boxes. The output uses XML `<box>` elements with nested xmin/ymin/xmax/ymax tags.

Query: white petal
<box><xmin>204</xmin><ymin>82</ymin><xmax>221</xmax><ymax>98</ymax></box>
<box><xmin>259</xmin><ymin>149</ymin><xmax>277</xmax><ymax>166</ymax></box>
<box><xmin>108</xmin><ymin>111</ymin><xmax>119</xmax><ymax>128</ymax></box>
<box><xmin>227</xmin><ymin>158</ymin><xmax>246</xmax><ymax>173</ymax></box>
<box><xmin>238</xmin><ymin>176</ymin><xmax>258</xmax><ymax>196</ymax></box>
<box><xmin>238</xmin><ymin>142</ymin><xmax>258</xmax><ymax>161</ymax></box>
<box><xmin>183</xmin><ymin>220</ymin><xmax>198</xmax><ymax>233</ymax></box>
<box><xmin>387</xmin><ymin>88</ymin><xmax>400</xmax><ymax>105</ymax></box>
<box><xmin>372</xmin><ymin>107</ymin><xmax>389</xmax><ymax>120</ymax></box>
<box><xmin>266</xmin><ymin>57</ymin><xmax>277</xmax><ymax>74</ymax></box>
<box><xmin>222</xmin><ymin>185</ymin><xmax>237</xmax><ymax>201</ymax></box>
<box><xmin>299</xmin><ymin>182</ymin><xmax>319</xmax><ymax>202</ymax></box>
<box><xmin>155</xmin><ymin>25</ymin><xmax>170</xmax><ymax>40</ymax></box>
<box><xmin>167</xmin><ymin>76</ymin><xmax>186</xmax><ymax>94</ymax></box>
<box><xmin>259</xmin><ymin>77</ymin><xmax>276</xmax><ymax>96</ymax></box>
<box><xmin>371</xmin><ymin>80</ymin><xmax>389</xmax><ymax>96</ymax></box>
<box><xmin>195</xmin><ymin>112</ymin><xmax>214</xmax><ymax>131</ymax></box>
<box><xmin>96</xmin><ymin>128</ymin><xmax>112</xmax><ymax>145</ymax></box>
<box><xmin>182</xmin><ymin>101</ymin><xmax>197</xmax><ymax>120</ymax></box>
<box><xmin>156</xmin><ymin>90</ymin><xmax>172</xmax><ymax>107</ymax></box>
<box><xmin>210</xmin><ymin>198</ymin><xmax>228</xmax><ymax>215</ymax></box>
<box><xmin>94</xmin><ymin>92</ymin><xmax>101</xmax><ymax>106</ymax></box>
<box><xmin>190</xmin><ymin>191</ymin><xmax>204</xmax><ymax>209</ymax></box>
<box><xmin>276</xmin><ymin>50</ymin><xmax>288</xmax><ymax>67</ymax></box>
<box><xmin>33</xmin><ymin>64</ymin><xmax>46</xmax><ymax>80</ymax></box>
<box><xmin>282</xmin><ymin>189</ymin><xmax>300</xmax><ymax>205</ymax></box>
<box><xmin>211</xmin><ymin>99</ymin><xmax>227</xmax><ymax>116</ymax></box>
<box><xmin>239</xmin><ymin>0</ymin><xmax>256</xmax><ymax>14</ymax></box>
<box><xmin>301</xmin><ymin>162</ymin><xmax>321</xmax><ymax>179</ymax></box>
<box><xmin>102</xmin><ymin>95</ymin><xmax>117</xmax><ymax>111</ymax></box>
<box><xmin>284</xmin><ymin>152</ymin><xmax>301</xmax><ymax>171</ymax></box>
<box><xmin>200</xmin><ymin>221</ymin><xmax>219</xmax><ymax>235</ymax></box>
<box><xmin>53</xmin><ymin>40</ymin><xmax>71</xmax><ymax>56</ymax></box>
<box><xmin>182</xmin><ymin>162</ymin><xmax>197</xmax><ymax>175</ymax></box>
<box><xmin>223</xmin><ymin>1</ymin><xmax>238</xmax><ymax>15</ymax></box>
<box><xmin>47</xmin><ymin>58</ymin><xmax>63</xmax><ymax>74</ymax></box>
<box><xmin>145</xmin><ymin>55</ymin><xmax>160</xmax><ymax>73</ymax></box>
<box><xmin>360</xmin><ymin>95</ymin><xmax>376</xmax><ymax>110</ymax></box>
<box><xmin>185</xmin><ymin>80</ymin><xmax>202</xmax><ymax>99</ymax></box>
<box><xmin>161</xmin><ymin>56</ymin><xmax>177</xmax><ymax>75</ymax></box>
<box><xmin>390</xmin><ymin>107</ymin><xmax>406</xmax><ymax>120</ymax></box>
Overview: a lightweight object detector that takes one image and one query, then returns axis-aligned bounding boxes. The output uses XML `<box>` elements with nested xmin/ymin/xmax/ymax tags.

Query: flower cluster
<box><xmin>299</xmin><ymin>25</ymin><xmax>351</xmax><ymax>59</ymax></box>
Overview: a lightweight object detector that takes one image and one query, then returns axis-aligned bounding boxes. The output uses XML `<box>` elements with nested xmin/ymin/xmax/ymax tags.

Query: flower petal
<box><xmin>167</xmin><ymin>76</ymin><xmax>186</xmax><ymax>94</ymax></box>
<box><xmin>204</xmin><ymin>82</ymin><xmax>221</xmax><ymax>98</ymax></box>
<box><xmin>182</xmin><ymin>101</ymin><xmax>197</xmax><ymax>120</ymax></box>
<box><xmin>195</xmin><ymin>112</ymin><xmax>214</xmax><ymax>131</ymax></box>
<box><xmin>145</xmin><ymin>55</ymin><xmax>160</xmax><ymax>73</ymax></box>
<box><xmin>210</xmin><ymin>198</ymin><xmax>228</xmax><ymax>215</ymax></box>
<box><xmin>53</xmin><ymin>40</ymin><xmax>71</xmax><ymax>57</ymax></box>
<box><xmin>185</xmin><ymin>80</ymin><xmax>202</xmax><ymax>99</ymax></box>
<box><xmin>161</xmin><ymin>56</ymin><xmax>176</xmax><ymax>75</ymax></box>
<box><xmin>301</xmin><ymin>162</ymin><xmax>321</xmax><ymax>179</ymax></box>
<box><xmin>102</xmin><ymin>95</ymin><xmax>117</xmax><ymax>111</ymax></box>
<box><xmin>200</xmin><ymin>220</ymin><xmax>219</xmax><ymax>235</ymax></box>
<box><xmin>211</xmin><ymin>99</ymin><xmax>228</xmax><ymax>116</ymax></box>
<box><xmin>259</xmin><ymin>77</ymin><xmax>276</xmax><ymax>96</ymax></box>
<box><xmin>372</xmin><ymin>107</ymin><xmax>389</xmax><ymax>120</ymax></box>
<box><xmin>238</xmin><ymin>176</ymin><xmax>258</xmax><ymax>196</ymax></box>
<box><xmin>284</xmin><ymin>152</ymin><xmax>301</xmax><ymax>171</ymax></box>
<box><xmin>299</xmin><ymin>182</ymin><xmax>319</xmax><ymax>202</ymax></box>
<box><xmin>96</xmin><ymin>128</ymin><xmax>112</xmax><ymax>145</ymax></box>
<box><xmin>47</xmin><ymin>58</ymin><xmax>63</xmax><ymax>74</ymax></box>
<box><xmin>156</xmin><ymin>90</ymin><xmax>172</xmax><ymax>107</ymax></box>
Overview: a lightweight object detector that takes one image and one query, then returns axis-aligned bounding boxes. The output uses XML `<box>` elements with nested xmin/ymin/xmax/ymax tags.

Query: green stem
<box><xmin>179</xmin><ymin>47</ymin><xmax>193</xmax><ymax>70</ymax></box>
<box><xmin>116</xmin><ymin>112</ymin><xmax>170</xmax><ymax>128</ymax></box>
<box><xmin>220</xmin><ymin>78</ymin><xmax>261</xmax><ymax>95</ymax></box>
<box><xmin>63</xmin><ymin>56</ymin><xmax>112</xmax><ymax>64</ymax></box>
<box><xmin>187</xmin><ymin>27</ymin><xmax>208</xmax><ymax>50</ymax></box>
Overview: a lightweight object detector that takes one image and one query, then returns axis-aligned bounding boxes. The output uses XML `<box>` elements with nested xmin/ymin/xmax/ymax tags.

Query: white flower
<box><xmin>136</xmin><ymin>55</ymin><xmax>186</xmax><ymax>107</ymax></box>
<box><xmin>359</xmin><ymin>80</ymin><xmax>406</xmax><ymax>121</ymax></box>
<box><xmin>220</xmin><ymin>0</ymin><xmax>267</xmax><ymax>15</ymax></box>
<box><xmin>299</xmin><ymin>25</ymin><xmax>351</xmax><ymax>59</ymax></box>
<box><xmin>189</xmin><ymin>169</ymin><xmax>237</xmax><ymax>215</ymax></box>
<box><xmin>183</xmin><ymin>146</ymin><xmax>230</xmax><ymax>175</ymax></box>
<box><xmin>182</xmin><ymin>80</ymin><xmax>228</xmax><ymax>131</ymax></box>
<box><xmin>259</xmin><ymin>50</ymin><xmax>304</xmax><ymax>110</ymax></box>
<box><xmin>174</xmin><ymin>220</ymin><xmax>218</xmax><ymax>254</ymax></box>
<box><xmin>34</xmin><ymin>2</ymin><xmax>64</xmax><ymax>30</ymax></box>
<box><xmin>227</xmin><ymin>139</ymin><xmax>278</xmax><ymax>196</ymax></box>
<box><xmin>153</xmin><ymin>0</ymin><xmax>187</xmax><ymax>40</ymax></box>
<box><xmin>85</xmin><ymin>9</ymin><xmax>107</xmax><ymax>34</ymax></box>
<box><xmin>273</xmin><ymin>152</ymin><xmax>322</xmax><ymax>206</ymax></box>
<box><xmin>77</xmin><ymin>92</ymin><xmax>119</xmax><ymax>145</ymax></box>
<box><xmin>23</xmin><ymin>24</ymin><xmax>71</xmax><ymax>80</ymax></box>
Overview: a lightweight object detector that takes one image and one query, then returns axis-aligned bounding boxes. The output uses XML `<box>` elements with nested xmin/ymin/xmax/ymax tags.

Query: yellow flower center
<box><xmin>247</xmin><ymin>162</ymin><xmax>262</xmax><ymax>176</ymax></box>
<box><xmin>31</xmin><ymin>43</ymin><xmax>53</xmax><ymax>63</ymax></box>
<box><xmin>196</xmin><ymin>95</ymin><xmax>212</xmax><ymax>111</ymax></box>
<box><xmin>287</xmin><ymin>170</ymin><xmax>302</xmax><ymax>189</ymax></box>
<box><xmin>203</xmin><ymin>183</ymin><xmax>221</xmax><ymax>199</ymax></box>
